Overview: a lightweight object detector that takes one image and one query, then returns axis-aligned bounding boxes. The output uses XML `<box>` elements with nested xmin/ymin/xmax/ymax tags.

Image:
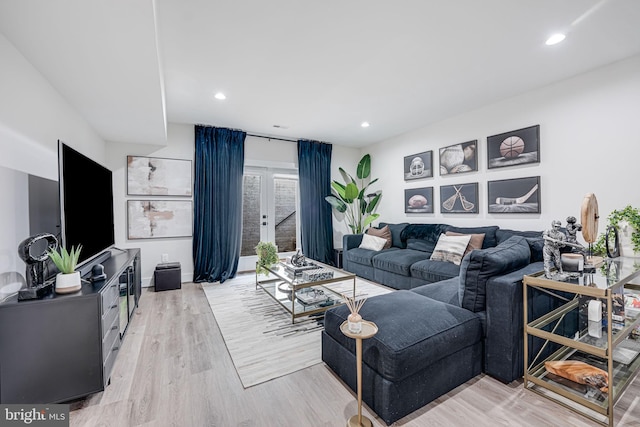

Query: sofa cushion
<box><xmin>446</xmin><ymin>231</ymin><xmax>485</xmax><ymax>256</ymax></box>
<box><xmin>372</xmin><ymin>249</ymin><xmax>427</xmax><ymax>276</ymax></box>
<box><xmin>430</xmin><ymin>233</ymin><xmax>471</xmax><ymax>265</ymax></box>
<box><xmin>497</xmin><ymin>228</ymin><xmax>544</xmax><ymax>262</ymax></box>
<box><xmin>379</xmin><ymin>222</ymin><xmax>409</xmax><ymax>248</ymax></box>
<box><xmin>402</xmin><ymin>223</ymin><xmax>450</xmax><ymax>251</ymax></box>
<box><xmin>446</xmin><ymin>225</ymin><xmax>499</xmax><ymax>249</ymax></box>
<box><xmin>410</xmin><ymin>259</ymin><xmax>461</xmax><ymax>283</ymax></box>
<box><xmin>345</xmin><ymin>247</ymin><xmax>382</xmax><ymax>266</ymax></box>
<box><xmin>359</xmin><ymin>233</ymin><xmax>387</xmax><ymax>251</ymax></box>
<box><xmin>458</xmin><ymin>235</ymin><xmax>531</xmax><ymax>312</ymax></box>
<box><xmin>405</xmin><ymin>238</ymin><xmax>433</xmax><ymax>253</ymax></box>
<box><xmin>367</xmin><ymin>225</ymin><xmax>392</xmax><ymax>249</ymax></box>
<box><xmin>323</xmin><ymin>291</ymin><xmax>482</xmax><ymax>382</ymax></box>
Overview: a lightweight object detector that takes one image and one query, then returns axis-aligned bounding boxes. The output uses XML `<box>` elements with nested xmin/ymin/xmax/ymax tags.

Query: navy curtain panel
<box><xmin>297</xmin><ymin>139</ymin><xmax>334</xmax><ymax>265</ymax></box>
<box><xmin>193</xmin><ymin>125</ymin><xmax>246</xmax><ymax>283</ymax></box>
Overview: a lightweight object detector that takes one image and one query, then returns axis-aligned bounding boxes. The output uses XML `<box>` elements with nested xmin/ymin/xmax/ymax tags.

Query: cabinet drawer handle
<box><xmin>110</xmin><ymin>304</ymin><xmax>118</xmax><ymax>309</ymax></box>
<box><xmin>112</xmin><ymin>346</ymin><xmax>119</xmax><ymax>352</ymax></box>
<box><xmin>111</xmin><ymin>325</ymin><xmax>118</xmax><ymax>330</ymax></box>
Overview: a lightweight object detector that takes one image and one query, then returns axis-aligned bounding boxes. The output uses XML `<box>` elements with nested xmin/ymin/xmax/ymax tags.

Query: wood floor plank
<box><xmin>69</xmin><ymin>283</ymin><xmax>640</xmax><ymax>426</ymax></box>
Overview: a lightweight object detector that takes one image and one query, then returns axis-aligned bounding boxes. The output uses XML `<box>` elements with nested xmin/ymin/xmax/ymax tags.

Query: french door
<box><xmin>237</xmin><ymin>167</ymin><xmax>299</xmax><ymax>272</ymax></box>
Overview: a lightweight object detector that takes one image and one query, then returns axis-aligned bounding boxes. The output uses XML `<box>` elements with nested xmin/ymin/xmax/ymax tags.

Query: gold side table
<box><xmin>340</xmin><ymin>320</ymin><xmax>378</xmax><ymax>427</ymax></box>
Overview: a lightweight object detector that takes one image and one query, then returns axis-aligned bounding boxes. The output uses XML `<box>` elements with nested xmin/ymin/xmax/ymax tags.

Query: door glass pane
<box><xmin>241</xmin><ymin>174</ymin><xmax>261</xmax><ymax>256</ymax></box>
<box><xmin>274</xmin><ymin>177</ymin><xmax>297</xmax><ymax>252</ymax></box>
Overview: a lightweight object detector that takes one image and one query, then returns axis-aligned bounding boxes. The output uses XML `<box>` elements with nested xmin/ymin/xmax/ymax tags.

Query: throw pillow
<box><xmin>445</xmin><ymin>231</ymin><xmax>485</xmax><ymax>257</ymax></box>
<box><xmin>359</xmin><ymin>233</ymin><xmax>387</xmax><ymax>251</ymax></box>
<box><xmin>429</xmin><ymin>233</ymin><xmax>472</xmax><ymax>265</ymax></box>
<box><xmin>367</xmin><ymin>225</ymin><xmax>392</xmax><ymax>249</ymax></box>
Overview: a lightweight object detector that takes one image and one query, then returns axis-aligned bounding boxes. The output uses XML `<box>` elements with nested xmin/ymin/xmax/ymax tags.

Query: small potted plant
<box><xmin>47</xmin><ymin>245</ymin><xmax>82</xmax><ymax>294</ymax></box>
<box><xmin>255</xmin><ymin>241</ymin><xmax>278</xmax><ymax>274</ymax></box>
<box><xmin>593</xmin><ymin>205</ymin><xmax>640</xmax><ymax>257</ymax></box>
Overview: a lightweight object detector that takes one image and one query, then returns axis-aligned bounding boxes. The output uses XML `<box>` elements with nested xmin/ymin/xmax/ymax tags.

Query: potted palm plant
<box><xmin>47</xmin><ymin>245</ymin><xmax>83</xmax><ymax>294</ymax></box>
<box><xmin>325</xmin><ymin>154</ymin><xmax>382</xmax><ymax>234</ymax></box>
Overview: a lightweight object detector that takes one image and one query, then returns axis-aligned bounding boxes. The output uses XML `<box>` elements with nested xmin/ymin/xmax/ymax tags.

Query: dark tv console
<box><xmin>0</xmin><ymin>248</ymin><xmax>141</xmax><ymax>404</ymax></box>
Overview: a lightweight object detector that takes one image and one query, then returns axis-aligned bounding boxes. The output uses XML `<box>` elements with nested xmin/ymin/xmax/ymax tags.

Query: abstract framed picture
<box><xmin>439</xmin><ymin>140</ymin><xmax>477</xmax><ymax>175</ymax></box>
<box><xmin>440</xmin><ymin>182</ymin><xmax>479</xmax><ymax>214</ymax></box>
<box><xmin>404</xmin><ymin>151</ymin><xmax>433</xmax><ymax>180</ymax></box>
<box><xmin>487</xmin><ymin>176</ymin><xmax>540</xmax><ymax>214</ymax></box>
<box><xmin>487</xmin><ymin>125</ymin><xmax>540</xmax><ymax>169</ymax></box>
<box><xmin>404</xmin><ymin>187</ymin><xmax>434</xmax><ymax>213</ymax></box>
<box><xmin>127</xmin><ymin>156</ymin><xmax>192</xmax><ymax>196</ymax></box>
<box><xmin>127</xmin><ymin>200</ymin><xmax>193</xmax><ymax>239</ymax></box>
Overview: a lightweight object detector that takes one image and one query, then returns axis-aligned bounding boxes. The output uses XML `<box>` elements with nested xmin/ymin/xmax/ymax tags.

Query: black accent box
<box><xmin>154</xmin><ymin>262</ymin><xmax>181</xmax><ymax>291</ymax></box>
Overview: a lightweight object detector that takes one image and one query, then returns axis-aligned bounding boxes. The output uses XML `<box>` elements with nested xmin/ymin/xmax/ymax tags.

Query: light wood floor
<box><xmin>69</xmin><ymin>283</ymin><xmax>640</xmax><ymax>427</ymax></box>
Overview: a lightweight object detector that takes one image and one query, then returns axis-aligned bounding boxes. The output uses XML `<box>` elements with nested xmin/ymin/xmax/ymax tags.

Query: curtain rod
<box><xmin>246</xmin><ymin>133</ymin><xmax>298</xmax><ymax>143</ymax></box>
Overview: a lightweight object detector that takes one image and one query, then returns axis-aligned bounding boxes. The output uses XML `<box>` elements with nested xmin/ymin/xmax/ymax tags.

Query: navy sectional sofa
<box><xmin>322</xmin><ymin>223</ymin><xmax>566</xmax><ymax>425</ymax></box>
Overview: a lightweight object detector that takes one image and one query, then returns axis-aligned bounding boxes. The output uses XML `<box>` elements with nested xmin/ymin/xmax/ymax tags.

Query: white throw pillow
<box><xmin>430</xmin><ymin>233</ymin><xmax>472</xmax><ymax>265</ymax></box>
<box><xmin>359</xmin><ymin>233</ymin><xmax>387</xmax><ymax>251</ymax></box>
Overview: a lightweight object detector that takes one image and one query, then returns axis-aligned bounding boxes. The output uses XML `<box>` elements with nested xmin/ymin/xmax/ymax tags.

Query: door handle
<box><xmin>262</xmin><ymin>222</ymin><xmax>267</xmax><ymax>226</ymax></box>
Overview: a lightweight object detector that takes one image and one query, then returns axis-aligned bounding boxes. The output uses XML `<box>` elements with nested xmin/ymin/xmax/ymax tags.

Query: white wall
<box><xmin>0</xmin><ymin>33</ymin><xmax>107</xmax><ymax>289</ymax></box>
<box><xmin>0</xmin><ymin>33</ymin><xmax>106</xmax><ymax>177</ymax></box>
<box><xmin>0</xmin><ymin>166</ymin><xmax>29</xmax><ymax>288</ymax></box>
<box><xmin>367</xmin><ymin>54</ymin><xmax>640</xmax><ymax>244</ymax></box>
<box><xmin>107</xmin><ymin>123</ymin><xmax>193</xmax><ymax>286</ymax></box>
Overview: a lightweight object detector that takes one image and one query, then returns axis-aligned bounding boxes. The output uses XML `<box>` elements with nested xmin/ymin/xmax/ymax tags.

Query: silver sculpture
<box><xmin>543</xmin><ymin>220</ymin><xmax>566</xmax><ymax>279</ymax></box>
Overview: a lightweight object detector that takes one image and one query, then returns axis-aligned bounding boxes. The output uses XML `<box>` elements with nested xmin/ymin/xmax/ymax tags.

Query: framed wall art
<box><xmin>440</xmin><ymin>182</ymin><xmax>478</xmax><ymax>214</ymax></box>
<box><xmin>404</xmin><ymin>151</ymin><xmax>433</xmax><ymax>180</ymax></box>
<box><xmin>439</xmin><ymin>140</ymin><xmax>477</xmax><ymax>175</ymax></box>
<box><xmin>487</xmin><ymin>125</ymin><xmax>540</xmax><ymax>169</ymax></box>
<box><xmin>404</xmin><ymin>187</ymin><xmax>434</xmax><ymax>213</ymax></box>
<box><xmin>127</xmin><ymin>156</ymin><xmax>193</xmax><ymax>196</ymax></box>
<box><xmin>127</xmin><ymin>200</ymin><xmax>193</xmax><ymax>239</ymax></box>
<box><xmin>487</xmin><ymin>176</ymin><xmax>540</xmax><ymax>213</ymax></box>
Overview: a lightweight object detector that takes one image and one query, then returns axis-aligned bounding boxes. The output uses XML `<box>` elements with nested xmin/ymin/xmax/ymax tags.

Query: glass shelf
<box><xmin>524</xmin><ymin>257</ymin><xmax>640</xmax><ymax>427</ymax></box>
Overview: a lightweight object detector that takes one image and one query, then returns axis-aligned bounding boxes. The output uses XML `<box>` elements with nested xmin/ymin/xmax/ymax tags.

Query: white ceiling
<box><xmin>1</xmin><ymin>0</ymin><xmax>639</xmax><ymax>147</ymax></box>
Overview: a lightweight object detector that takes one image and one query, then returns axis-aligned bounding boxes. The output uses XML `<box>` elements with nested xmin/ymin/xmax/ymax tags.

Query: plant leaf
<box><xmin>344</xmin><ymin>182</ymin><xmax>359</xmax><ymax>201</ymax></box>
<box><xmin>357</xmin><ymin>154</ymin><xmax>371</xmax><ymax>179</ymax></box>
<box><xmin>363</xmin><ymin>213</ymin><xmax>380</xmax><ymax>229</ymax></box>
<box><xmin>339</xmin><ymin>167</ymin><xmax>355</xmax><ymax>185</ymax></box>
<box><xmin>366</xmin><ymin>193</ymin><xmax>382</xmax><ymax>213</ymax></box>
<box><xmin>325</xmin><ymin>196</ymin><xmax>347</xmax><ymax>213</ymax></box>
<box><xmin>331</xmin><ymin>181</ymin><xmax>346</xmax><ymax>199</ymax></box>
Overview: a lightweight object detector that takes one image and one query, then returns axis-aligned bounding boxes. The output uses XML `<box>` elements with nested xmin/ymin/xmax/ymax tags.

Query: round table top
<box><xmin>340</xmin><ymin>320</ymin><xmax>378</xmax><ymax>340</ymax></box>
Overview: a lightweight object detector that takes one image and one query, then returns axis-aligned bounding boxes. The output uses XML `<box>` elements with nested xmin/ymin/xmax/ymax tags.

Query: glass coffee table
<box><xmin>255</xmin><ymin>261</ymin><xmax>356</xmax><ymax>323</ymax></box>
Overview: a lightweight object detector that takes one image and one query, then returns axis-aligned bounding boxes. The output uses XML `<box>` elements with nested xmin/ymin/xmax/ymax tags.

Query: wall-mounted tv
<box><xmin>59</xmin><ymin>141</ymin><xmax>115</xmax><ymax>266</ymax></box>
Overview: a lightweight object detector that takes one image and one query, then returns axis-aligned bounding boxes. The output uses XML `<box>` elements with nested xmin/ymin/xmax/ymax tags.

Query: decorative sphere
<box><xmin>500</xmin><ymin>136</ymin><xmax>525</xmax><ymax>158</ymax></box>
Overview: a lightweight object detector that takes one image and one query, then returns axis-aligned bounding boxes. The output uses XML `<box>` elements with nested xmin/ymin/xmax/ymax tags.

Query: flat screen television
<box><xmin>59</xmin><ymin>141</ymin><xmax>115</xmax><ymax>266</ymax></box>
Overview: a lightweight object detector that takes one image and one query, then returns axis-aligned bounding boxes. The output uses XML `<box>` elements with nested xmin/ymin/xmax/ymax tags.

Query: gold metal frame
<box><xmin>255</xmin><ymin>260</ymin><xmax>356</xmax><ymax>323</ymax></box>
<box><xmin>523</xmin><ymin>263</ymin><xmax>640</xmax><ymax>427</ymax></box>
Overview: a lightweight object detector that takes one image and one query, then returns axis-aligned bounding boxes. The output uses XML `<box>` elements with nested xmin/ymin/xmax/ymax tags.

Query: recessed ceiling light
<box><xmin>545</xmin><ymin>33</ymin><xmax>566</xmax><ymax>46</ymax></box>
<box><xmin>361</xmin><ymin>122</ymin><xmax>370</xmax><ymax>128</ymax></box>
<box><xmin>214</xmin><ymin>92</ymin><xmax>226</xmax><ymax>100</ymax></box>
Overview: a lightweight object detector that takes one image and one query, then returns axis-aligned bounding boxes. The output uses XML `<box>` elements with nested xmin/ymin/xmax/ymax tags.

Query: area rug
<box><xmin>202</xmin><ymin>273</ymin><xmax>391</xmax><ymax>388</ymax></box>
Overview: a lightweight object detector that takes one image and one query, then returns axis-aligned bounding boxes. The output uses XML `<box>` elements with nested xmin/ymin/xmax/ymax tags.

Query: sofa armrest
<box><xmin>484</xmin><ymin>261</ymin><xmax>544</xmax><ymax>383</ymax></box>
<box><xmin>343</xmin><ymin>234</ymin><xmax>364</xmax><ymax>251</ymax></box>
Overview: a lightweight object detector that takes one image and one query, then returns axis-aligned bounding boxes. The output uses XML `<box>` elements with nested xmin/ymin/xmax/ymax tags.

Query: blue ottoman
<box><xmin>322</xmin><ymin>291</ymin><xmax>483</xmax><ymax>425</ymax></box>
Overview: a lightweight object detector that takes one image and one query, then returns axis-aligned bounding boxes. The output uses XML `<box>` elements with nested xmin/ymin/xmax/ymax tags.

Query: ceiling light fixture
<box><xmin>361</xmin><ymin>122</ymin><xmax>370</xmax><ymax>128</ymax></box>
<box><xmin>214</xmin><ymin>92</ymin><xmax>226</xmax><ymax>100</ymax></box>
<box><xmin>545</xmin><ymin>33</ymin><xmax>566</xmax><ymax>46</ymax></box>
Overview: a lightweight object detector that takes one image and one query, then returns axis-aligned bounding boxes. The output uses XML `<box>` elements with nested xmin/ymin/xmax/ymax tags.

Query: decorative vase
<box><xmin>348</xmin><ymin>313</ymin><xmax>362</xmax><ymax>333</ymax></box>
<box><xmin>55</xmin><ymin>271</ymin><xmax>81</xmax><ymax>294</ymax></box>
<box><xmin>618</xmin><ymin>221</ymin><xmax>640</xmax><ymax>258</ymax></box>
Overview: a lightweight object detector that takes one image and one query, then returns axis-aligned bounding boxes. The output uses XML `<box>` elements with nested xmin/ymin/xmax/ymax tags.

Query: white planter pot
<box><xmin>619</xmin><ymin>221</ymin><xmax>640</xmax><ymax>258</ymax></box>
<box><xmin>55</xmin><ymin>271</ymin><xmax>81</xmax><ymax>294</ymax></box>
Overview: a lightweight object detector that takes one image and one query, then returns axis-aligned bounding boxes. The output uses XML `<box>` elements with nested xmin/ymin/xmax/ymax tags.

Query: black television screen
<box><xmin>59</xmin><ymin>141</ymin><xmax>115</xmax><ymax>266</ymax></box>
